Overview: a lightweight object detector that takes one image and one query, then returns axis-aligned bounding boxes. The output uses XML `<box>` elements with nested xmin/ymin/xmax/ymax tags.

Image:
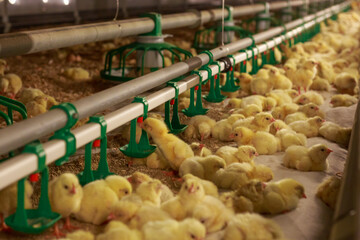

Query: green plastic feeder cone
<box><xmin>183</xmin><ymin>71</ymin><xmax>208</xmax><ymax>116</ymax></box>
<box><xmin>120</xmin><ymin>97</ymin><xmax>156</xmax><ymax>158</ymax></box>
<box><xmin>6</xmin><ymin>143</ymin><xmax>61</xmax><ymax>234</ymax></box>
<box><xmin>164</xmin><ymin>82</ymin><xmax>187</xmax><ymax>134</ymax></box>
<box><xmin>78</xmin><ymin>142</ymin><xmax>95</xmax><ymax>186</ymax></box>
<box><xmin>221</xmin><ymin>55</ymin><xmax>240</xmax><ymax>92</ymax></box>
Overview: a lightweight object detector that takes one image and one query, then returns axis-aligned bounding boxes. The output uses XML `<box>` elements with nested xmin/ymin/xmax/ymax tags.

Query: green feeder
<box><xmin>49</xmin><ymin>103</ymin><xmax>78</xmax><ymax>166</ymax></box>
<box><xmin>77</xmin><ymin>115</ymin><xmax>114</xmax><ymax>186</ymax></box>
<box><xmin>220</xmin><ymin>55</ymin><xmax>240</xmax><ymax>92</ymax></box>
<box><xmin>164</xmin><ymin>81</ymin><xmax>187</xmax><ymax>134</ymax></box>
<box><xmin>269</xmin><ymin>39</ymin><xmax>279</xmax><ymax>65</ymax></box>
<box><xmin>200</xmin><ymin>50</ymin><xmax>226</xmax><ymax>102</ymax></box>
<box><xmin>101</xmin><ymin>12</ymin><xmax>192</xmax><ymax>82</ymax></box>
<box><xmin>0</xmin><ymin>96</ymin><xmax>27</xmax><ymax>161</ymax></box>
<box><xmin>261</xmin><ymin>42</ymin><xmax>270</xmax><ymax>67</ymax></box>
<box><xmin>120</xmin><ymin>97</ymin><xmax>156</xmax><ymax>158</ymax></box>
<box><xmin>192</xmin><ymin>5</ymin><xmax>253</xmax><ymax>52</ymax></box>
<box><xmin>5</xmin><ymin>142</ymin><xmax>61</xmax><ymax>234</ymax></box>
<box><xmin>182</xmin><ymin>71</ymin><xmax>208</xmax><ymax>117</ymax></box>
<box><xmin>239</xmin><ymin>49</ymin><xmax>248</xmax><ymax>73</ymax></box>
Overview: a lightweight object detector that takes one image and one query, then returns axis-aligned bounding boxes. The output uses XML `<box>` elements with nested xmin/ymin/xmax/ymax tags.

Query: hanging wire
<box><xmin>113</xmin><ymin>0</ymin><xmax>120</xmax><ymax>21</ymax></box>
<box><xmin>221</xmin><ymin>0</ymin><xmax>225</xmax><ymax>46</ymax></box>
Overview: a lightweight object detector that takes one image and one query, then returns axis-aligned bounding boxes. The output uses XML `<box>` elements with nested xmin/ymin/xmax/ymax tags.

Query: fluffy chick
<box><xmin>316</xmin><ymin>176</ymin><xmax>341</xmax><ymax>209</ymax></box>
<box><xmin>192</xmin><ymin>195</ymin><xmax>233</xmax><ymax>233</ymax></box>
<box><xmin>334</xmin><ymin>72</ymin><xmax>358</xmax><ymax>95</ymax></box>
<box><xmin>182</xmin><ymin>174</ymin><xmax>218</xmax><ymax>197</ymax></box>
<box><xmin>234</xmin><ymin>104</ymin><xmax>262</xmax><ymax>117</ymax></box>
<box><xmin>283</xmin><ymin>144</ymin><xmax>332</xmax><ymax>171</ymax></box>
<box><xmin>184</xmin><ymin>115</ymin><xmax>216</xmax><ymax>141</ymax></box>
<box><xmin>0</xmin><ymin>180</ymin><xmax>33</xmax><ymax>229</ymax></box>
<box><xmin>224</xmin><ymin>213</ymin><xmax>284</xmax><ymax>240</ymax></box>
<box><xmin>290</xmin><ymin>59</ymin><xmax>318</xmax><ymax>93</ymax></box>
<box><xmin>319</xmin><ymin>121</ymin><xmax>352</xmax><ymax>146</ymax></box>
<box><xmin>276</xmin><ymin>129</ymin><xmax>307</xmax><ymax>151</ymax></box>
<box><xmin>49</xmin><ymin>173</ymin><xmax>83</xmax><ymax>232</ymax></box>
<box><xmin>0</xmin><ymin>59</ymin><xmax>7</xmax><ymax>76</ymax></box>
<box><xmin>289</xmin><ymin>116</ymin><xmax>325</xmax><ymax>137</ymax></box>
<box><xmin>232</xmin><ymin>127</ymin><xmax>280</xmax><ymax>155</ymax></box>
<box><xmin>75</xmin><ymin>175</ymin><xmax>132</xmax><ymax>225</ymax></box>
<box><xmin>212</xmin><ymin>114</ymin><xmax>245</xmax><ymax>141</ymax></box>
<box><xmin>215</xmin><ymin>145</ymin><xmax>258</xmax><ymax>165</ymax></box>
<box><xmin>330</xmin><ymin>94</ymin><xmax>358</xmax><ymax>107</ymax></box>
<box><xmin>232</xmin><ymin>112</ymin><xmax>275</xmax><ymax>132</ymax></box>
<box><xmin>295</xmin><ymin>91</ymin><xmax>324</xmax><ymax>105</ymax></box>
<box><xmin>238</xmin><ymin>73</ymin><xmax>253</xmax><ymax>95</ymax></box>
<box><xmin>63</xmin><ymin>67</ymin><xmax>90</xmax><ymax>81</ymax></box>
<box><xmin>140</xmin><ymin>117</ymin><xmax>194</xmax><ymax>170</ymax></box>
<box><xmin>59</xmin><ymin>230</ymin><xmax>94</xmax><ymax>240</ymax></box>
<box><xmin>250</xmin><ymin>76</ymin><xmax>273</xmax><ymax>95</ymax></box>
<box><xmin>268</xmin><ymin>67</ymin><xmax>292</xmax><ymax>90</ymax></box>
<box><xmin>284</xmin><ymin>103</ymin><xmax>322</xmax><ymax>124</ymax></box>
<box><xmin>179</xmin><ymin>155</ymin><xmax>226</xmax><ymax>181</ymax></box>
<box><xmin>97</xmin><ymin>221</ymin><xmax>141</xmax><ymax>240</ymax></box>
<box><xmin>161</xmin><ymin>178</ymin><xmax>205</xmax><ymax>220</ymax></box>
<box><xmin>269</xmin><ymin>120</ymin><xmax>291</xmax><ymax>135</ymax></box>
<box><xmin>310</xmin><ymin>76</ymin><xmax>330</xmax><ymax>91</ymax></box>
<box><xmin>123</xmin><ymin>180</ymin><xmax>163</xmax><ymax>207</ymax></box>
<box><xmin>0</xmin><ymin>73</ymin><xmax>22</xmax><ymax>98</ymax></box>
<box><xmin>190</xmin><ymin>142</ymin><xmax>212</xmax><ymax>157</ymax></box>
<box><xmin>266</xmin><ymin>89</ymin><xmax>298</xmax><ymax>106</ymax></box>
<box><xmin>142</xmin><ymin>218</ymin><xmax>206</xmax><ymax>240</ymax></box>
<box><xmin>271</xmin><ymin>103</ymin><xmax>299</xmax><ymax>120</ymax></box>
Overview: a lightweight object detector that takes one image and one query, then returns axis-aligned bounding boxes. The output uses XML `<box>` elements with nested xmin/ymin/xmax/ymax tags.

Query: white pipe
<box><xmin>0</xmin><ymin>2</ymin><xmax>346</xmax><ymax>190</ymax></box>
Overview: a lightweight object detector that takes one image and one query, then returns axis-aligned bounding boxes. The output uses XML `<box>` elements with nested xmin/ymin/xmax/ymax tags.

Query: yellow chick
<box><xmin>161</xmin><ymin>178</ymin><xmax>205</xmax><ymax>220</ymax></box>
<box><xmin>192</xmin><ymin>195</ymin><xmax>233</xmax><ymax>233</ymax></box>
<box><xmin>190</xmin><ymin>142</ymin><xmax>212</xmax><ymax>157</ymax></box>
<box><xmin>232</xmin><ymin>127</ymin><xmax>280</xmax><ymax>155</ymax></box>
<box><xmin>75</xmin><ymin>175</ymin><xmax>132</xmax><ymax>225</ymax></box>
<box><xmin>97</xmin><ymin>221</ymin><xmax>142</xmax><ymax>240</ymax></box>
<box><xmin>215</xmin><ymin>145</ymin><xmax>258</xmax><ymax>165</ymax></box>
<box><xmin>234</xmin><ymin>104</ymin><xmax>262</xmax><ymax>117</ymax></box>
<box><xmin>224</xmin><ymin>213</ymin><xmax>284</xmax><ymax>240</ymax></box>
<box><xmin>226</xmin><ymin>98</ymin><xmax>242</xmax><ymax>109</ymax></box>
<box><xmin>212</xmin><ymin>114</ymin><xmax>245</xmax><ymax>141</ymax></box>
<box><xmin>295</xmin><ymin>91</ymin><xmax>324</xmax><ymax>105</ymax></box>
<box><xmin>239</xmin><ymin>95</ymin><xmax>265</xmax><ymax>110</ymax></box>
<box><xmin>271</xmin><ymin>103</ymin><xmax>299</xmax><ymax>120</ymax></box>
<box><xmin>0</xmin><ymin>59</ymin><xmax>7</xmax><ymax>76</ymax></box>
<box><xmin>142</xmin><ymin>218</ymin><xmax>206</xmax><ymax>240</ymax></box>
<box><xmin>283</xmin><ymin>144</ymin><xmax>332</xmax><ymax>171</ymax></box>
<box><xmin>63</xmin><ymin>67</ymin><xmax>90</xmax><ymax>81</ymax></box>
<box><xmin>123</xmin><ymin>180</ymin><xmax>163</xmax><ymax>207</ymax></box>
<box><xmin>269</xmin><ymin>120</ymin><xmax>291</xmax><ymax>135</ymax></box>
<box><xmin>140</xmin><ymin>117</ymin><xmax>194</xmax><ymax>171</ymax></box>
<box><xmin>179</xmin><ymin>155</ymin><xmax>226</xmax><ymax>181</ymax></box>
<box><xmin>316</xmin><ymin>176</ymin><xmax>341</xmax><ymax>209</ymax></box>
<box><xmin>129</xmin><ymin>205</ymin><xmax>171</xmax><ymax>229</ymax></box>
<box><xmin>310</xmin><ymin>76</ymin><xmax>330</xmax><ymax>91</ymax></box>
<box><xmin>0</xmin><ymin>180</ymin><xmax>33</xmax><ymax>230</ymax></box>
<box><xmin>319</xmin><ymin>121</ymin><xmax>352</xmax><ymax>147</ymax></box>
<box><xmin>291</xmin><ymin>59</ymin><xmax>318</xmax><ymax>93</ymax></box>
<box><xmin>289</xmin><ymin>116</ymin><xmax>325</xmax><ymax>138</ymax></box>
<box><xmin>182</xmin><ymin>174</ymin><xmax>218</xmax><ymax>197</ymax></box>
<box><xmin>178</xmin><ymin>97</ymin><xmax>190</xmax><ymax>111</ymax></box>
<box><xmin>266</xmin><ymin>89</ymin><xmax>298</xmax><ymax>106</ymax></box>
<box><xmin>330</xmin><ymin>94</ymin><xmax>358</xmax><ymax>107</ymax></box>
<box><xmin>127</xmin><ymin>172</ymin><xmax>174</xmax><ymax>204</ymax></box>
<box><xmin>317</xmin><ymin>60</ymin><xmax>336</xmax><ymax>84</ymax></box>
<box><xmin>334</xmin><ymin>72</ymin><xmax>358</xmax><ymax>95</ymax></box>
<box><xmin>232</xmin><ymin>112</ymin><xmax>275</xmax><ymax>132</ymax></box>
<box><xmin>275</xmin><ymin>128</ymin><xmax>307</xmax><ymax>151</ymax></box>
<box><xmin>238</xmin><ymin>73</ymin><xmax>253</xmax><ymax>95</ymax></box>
<box><xmin>183</xmin><ymin>115</ymin><xmax>216</xmax><ymax>141</ymax></box>
<box><xmin>108</xmin><ymin>200</ymin><xmax>141</xmax><ymax>226</ymax></box>
<box><xmin>284</xmin><ymin>103</ymin><xmax>322</xmax><ymax>124</ymax></box>
<box><xmin>0</xmin><ymin>73</ymin><xmax>22</xmax><ymax>99</ymax></box>
<box><xmin>49</xmin><ymin>173</ymin><xmax>83</xmax><ymax>234</ymax></box>
<box><xmin>19</xmin><ymin>87</ymin><xmax>45</xmax><ymax>103</ymax></box>
<box><xmin>268</xmin><ymin>67</ymin><xmax>292</xmax><ymax>90</ymax></box>
<box><xmin>145</xmin><ymin>148</ymin><xmax>170</xmax><ymax>169</ymax></box>
<box><xmin>261</xmin><ymin>178</ymin><xmax>306</xmax><ymax>214</ymax></box>
<box><xmin>250</xmin><ymin>75</ymin><xmax>273</xmax><ymax>95</ymax></box>
<box><xmin>59</xmin><ymin>230</ymin><xmax>94</xmax><ymax>240</ymax></box>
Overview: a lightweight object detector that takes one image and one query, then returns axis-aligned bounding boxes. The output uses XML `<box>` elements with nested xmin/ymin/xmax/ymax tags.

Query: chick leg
<box><xmin>52</xmin><ymin>222</ymin><xmax>66</xmax><ymax>238</ymax></box>
<box><xmin>62</xmin><ymin>217</ymin><xmax>79</xmax><ymax>231</ymax></box>
<box><xmin>297</xmin><ymin>86</ymin><xmax>301</xmax><ymax>95</ymax></box>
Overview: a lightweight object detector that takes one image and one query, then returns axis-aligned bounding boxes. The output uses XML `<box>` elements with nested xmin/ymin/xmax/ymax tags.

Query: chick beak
<box><xmin>255</xmin><ymin>152</ymin><xmax>259</xmax><ymax>156</ymax></box>
<box><xmin>330</xmin><ymin>100</ymin><xmax>334</xmax><ymax>104</ymax></box>
<box><xmin>302</xmin><ymin>193</ymin><xmax>307</xmax><ymax>199</ymax></box>
<box><xmin>70</xmin><ymin>184</ymin><xmax>76</xmax><ymax>194</ymax></box>
<box><xmin>275</xmin><ymin>127</ymin><xmax>280</xmax><ymax>132</ymax></box>
<box><xmin>199</xmin><ymin>144</ymin><xmax>205</xmax><ymax>150</ymax></box>
<box><xmin>270</xmin><ymin>118</ymin><xmax>275</xmax><ymax>123</ymax></box>
<box><xmin>315</xmin><ymin>106</ymin><xmax>319</xmax><ymax>111</ymax></box>
<box><xmin>326</xmin><ymin>148</ymin><xmax>333</xmax><ymax>154</ymax></box>
<box><xmin>322</xmin><ymin>119</ymin><xmax>326</xmax><ymax>123</ymax></box>
<box><xmin>229</xmin><ymin>133</ymin><xmax>235</xmax><ymax>139</ymax></box>
<box><xmin>261</xmin><ymin>182</ymin><xmax>267</xmax><ymax>189</ymax></box>
<box><xmin>188</xmin><ymin>184</ymin><xmax>196</xmax><ymax>194</ymax></box>
<box><xmin>107</xmin><ymin>212</ymin><xmax>116</xmax><ymax>221</ymax></box>
<box><xmin>127</xmin><ymin>177</ymin><xmax>133</xmax><ymax>183</ymax></box>
<box><xmin>138</xmin><ymin>122</ymin><xmax>144</xmax><ymax>129</ymax></box>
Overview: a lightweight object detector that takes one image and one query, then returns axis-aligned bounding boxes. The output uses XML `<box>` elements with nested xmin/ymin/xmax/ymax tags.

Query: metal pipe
<box><xmin>0</xmin><ymin>3</ymin><xmax>346</xmax><ymax>190</ymax></box>
<box><xmin>0</xmin><ymin>1</ymin><xmax>308</xmax><ymax>58</ymax></box>
<box><xmin>0</xmin><ymin>2</ymin><xmax>347</xmax><ymax>156</ymax></box>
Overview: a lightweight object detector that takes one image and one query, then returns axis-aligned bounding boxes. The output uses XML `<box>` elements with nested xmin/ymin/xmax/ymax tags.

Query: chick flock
<box><xmin>0</xmin><ymin>7</ymin><xmax>359</xmax><ymax>240</ymax></box>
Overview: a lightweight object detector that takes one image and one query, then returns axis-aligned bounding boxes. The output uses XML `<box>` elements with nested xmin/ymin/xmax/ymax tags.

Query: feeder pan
<box><xmin>5</xmin><ymin>143</ymin><xmax>61</xmax><ymax>234</ymax></box>
<box><xmin>78</xmin><ymin>116</ymin><xmax>114</xmax><ymax>186</ymax></box>
<box><xmin>101</xmin><ymin>13</ymin><xmax>192</xmax><ymax>82</ymax></box>
<box><xmin>165</xmin><ymin>81</ymin><xmax>187</xmax><ymax>134</ymax></box>
<box><xmin>120</xmin><ymin>97</ymin><xmax>156</xmax><ymax>158</ymax></box>
<box><xmin>193</xmin><ymin>6</ymin><xmax>253</xmax><ymax>52</ymax></box>
<box><xmin>0</xmin><ymin>96</ymin><xmax>27</xmax><ymax>162</ymax></box>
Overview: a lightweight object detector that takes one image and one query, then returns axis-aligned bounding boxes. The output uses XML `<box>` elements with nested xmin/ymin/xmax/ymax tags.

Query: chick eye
<box><xmin>200</xmin><ymin>219</ymin><xmax>206</xmax><ymax>224</ymax></box>
<box><xmin>311</xmin><ymin>106</ymin><xmax>314</xmax><ymax>109</ymax></box>
<box><xmin>321</xmin><ymin>149</ymin><xmax>325</xmax><ymax>152</ymax></box>
<box><xmin>124</xmin><ymin>190</ymin><xmax>129</xmax><ymax>194</ymax></box>
<box><xmin>185</xmin><ymin>185</ymin><xmax>188</xmax><ymax>190</ymax></box>
<box><xmin>64</xmin><ymin>185</ymin><xmax>68</xmax><ymax>189</ymax></box>
<box><xmin>266</xmin><ymin>117</ymin><xmax>269</xmax><ymax>120</ymax></box>
<box><xmin>196</xmin><ymin>186</ymin><xmax>200</xmax><ymax>190</ymax></box>
<box><xmin>191</xmin><ymin>234</ymin><xmax>196</xmax><ymax>239</ymax></box>
<box><xmin>235</xmin><ymin>133</ymin><xmax>238</xmax><ymax>136</ymax></box>
<box><xmin>253</xmin><ymin>151</ymin><xmax>256</xmax><ymax>154</ymax></box>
